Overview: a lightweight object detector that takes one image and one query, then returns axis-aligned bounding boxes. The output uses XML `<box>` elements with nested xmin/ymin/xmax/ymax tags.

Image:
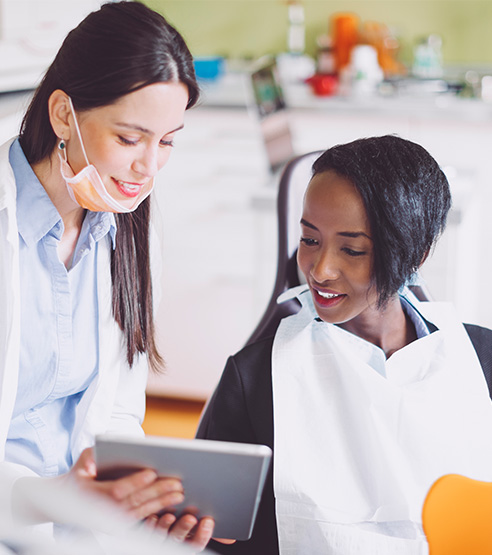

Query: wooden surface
<box><xmin>142</xmin><ymin>396</ymin><xmax>205</xmax><ymax>439</ymax></box>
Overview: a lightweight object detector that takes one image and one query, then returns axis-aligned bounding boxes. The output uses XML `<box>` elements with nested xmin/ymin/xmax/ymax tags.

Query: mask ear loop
<box><xmin>67</xmin><ymin>97</ymin><xmax>91</xmax><ymax>167</ymax></box>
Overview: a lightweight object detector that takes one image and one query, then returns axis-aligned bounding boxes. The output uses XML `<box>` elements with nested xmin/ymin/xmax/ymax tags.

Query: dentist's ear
<box><xmin>48</xmin><ymin>89</ymin><xmax>72</xmax><ymax>142</ymax></box>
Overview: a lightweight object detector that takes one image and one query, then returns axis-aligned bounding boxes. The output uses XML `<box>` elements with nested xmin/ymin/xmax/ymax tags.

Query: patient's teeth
<box><xmin>318</xmin><ymin>291</ymin><xmax>340</xmax><ymax>299</ymax></box>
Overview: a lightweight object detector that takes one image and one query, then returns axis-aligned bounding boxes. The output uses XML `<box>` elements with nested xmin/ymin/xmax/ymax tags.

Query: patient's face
<box><xmin>297</xmin><ymin>170</ymin><xmax>379</xmax><ymax>328</ymax></box>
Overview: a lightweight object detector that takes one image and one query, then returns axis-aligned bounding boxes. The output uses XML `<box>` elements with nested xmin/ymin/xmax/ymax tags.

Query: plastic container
<box><xmin>193</xmin><ymin>56</ymin><xmax>225</xmax><ymax>81</ymax></box>
<box><xmin>305</xmin><ymin>73</ymin><xmax>338</xmax><ymax>96</ymax></box>
<box><xmin>331</xmin><ymin>13</ymin><xmax>360</xmax><ymax>72</ymax></box>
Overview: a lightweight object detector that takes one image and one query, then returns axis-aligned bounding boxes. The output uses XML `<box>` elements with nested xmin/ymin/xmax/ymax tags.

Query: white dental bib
<box><xmin>272</xmin><ymin>286</ymin><xmax>492</xmax><ymax>555</ymax></box>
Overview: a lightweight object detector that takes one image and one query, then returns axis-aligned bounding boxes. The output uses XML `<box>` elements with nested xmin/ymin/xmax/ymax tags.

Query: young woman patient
<box><xmin>198</xmin><ymin>135</ymin><xmax>492</xmax><ymax>555</ymax></box>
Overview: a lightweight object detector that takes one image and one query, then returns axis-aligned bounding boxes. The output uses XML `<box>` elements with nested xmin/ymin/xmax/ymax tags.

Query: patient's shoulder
<box><xmin>232</xmin><ymin>335</ymin><xmax>275</xmax><ymax>368</ymax></box>
<box><xmin>464</xmin><ymin>323</ymin><xmax>492</xmax><ymax>398</ymax></box>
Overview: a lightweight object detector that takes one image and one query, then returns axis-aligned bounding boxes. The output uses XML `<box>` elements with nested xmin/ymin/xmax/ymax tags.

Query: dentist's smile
<box><xmin>112</xmin><ymin>177</ymin><xmax>145</xmax><ymax>198</ymax></box>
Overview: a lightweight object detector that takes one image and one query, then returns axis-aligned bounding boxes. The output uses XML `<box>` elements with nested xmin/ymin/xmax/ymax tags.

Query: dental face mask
<box><xmin>58</xmin><ymin>97</ymin><xmax>154</xmax><ymax>213</ymax></box>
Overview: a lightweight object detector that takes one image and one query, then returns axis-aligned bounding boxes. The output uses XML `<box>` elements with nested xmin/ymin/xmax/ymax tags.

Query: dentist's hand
<box><xmin>68</xmin><ymin>448</ymin><xmax>217</xmax><ymax>549</ymax></box>
<box><xmin>67</xmin><ymin>448</ymin><xmax>185</xmax><ymax>520</ymax></box>
<box><xmin>149</xmin><ymin>512</ymin><xmax>215</xmax><ymax>552</ymax></box>
<box><xmin>150</xmin><ymin>513</ymin><xmax>236</xmax><ymax>552</ymax></box>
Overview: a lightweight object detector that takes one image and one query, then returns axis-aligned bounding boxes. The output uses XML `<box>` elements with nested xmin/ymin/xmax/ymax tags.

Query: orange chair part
<box><xmin>422</xmin><ymin>473</ymin><xmax>492</xmax><ymax>555</ymax></box>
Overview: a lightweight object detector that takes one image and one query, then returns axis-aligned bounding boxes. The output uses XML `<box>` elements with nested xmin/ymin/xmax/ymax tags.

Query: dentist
<box><xmin>0</xmin><ymin>1</ymin><xmax>213</xmax><ymax>549</ymax></box>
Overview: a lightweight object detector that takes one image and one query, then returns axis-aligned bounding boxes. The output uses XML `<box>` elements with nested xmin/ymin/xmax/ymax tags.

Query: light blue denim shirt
<box><xmin>6</xmin><ymin>139</ymin><xmax>116</xmax><ymax>477</ymax></box>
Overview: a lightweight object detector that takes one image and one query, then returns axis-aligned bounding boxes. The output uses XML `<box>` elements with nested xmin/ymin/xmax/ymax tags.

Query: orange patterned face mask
<box><xmin>58</xmin><ymin>97</ymin><xmax>154</xmax><ymax>213</ymax></box>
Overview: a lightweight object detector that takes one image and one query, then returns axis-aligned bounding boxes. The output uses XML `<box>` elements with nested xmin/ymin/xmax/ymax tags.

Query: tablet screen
<box><xmin>94</xmin><ymin>434</ymin><xmax>272</xmax><ymax>540</ymax></box>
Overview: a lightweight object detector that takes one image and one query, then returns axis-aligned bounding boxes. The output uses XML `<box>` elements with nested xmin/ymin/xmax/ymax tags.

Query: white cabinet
<box><xmin>0</xmin><ymin>92</ymin><xmax>31</xmax><ymax>143</ymax></box>
<box><xmin>147</xmin><ymin>106</ymin><xmax>276</xmax><ymax>399</ymax></box>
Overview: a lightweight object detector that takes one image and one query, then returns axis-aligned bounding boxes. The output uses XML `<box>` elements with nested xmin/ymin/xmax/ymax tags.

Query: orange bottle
<box><xmin>331</xmin><ymin>12</ymin><xmax>360</xmax><ymax>73</ymax></box>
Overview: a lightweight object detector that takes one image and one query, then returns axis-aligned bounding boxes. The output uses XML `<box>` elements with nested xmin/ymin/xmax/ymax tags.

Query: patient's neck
<box><xmin>337</xmin><ymin>295</ymin><xmax>417</xmax><ymax>359</ymax></box>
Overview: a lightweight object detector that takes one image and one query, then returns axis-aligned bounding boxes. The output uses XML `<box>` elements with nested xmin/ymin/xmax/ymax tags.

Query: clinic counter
<box><xmin>198</xmin><ymin>71</ymin><xmax>492</xmax><ymax>124</ymax></box>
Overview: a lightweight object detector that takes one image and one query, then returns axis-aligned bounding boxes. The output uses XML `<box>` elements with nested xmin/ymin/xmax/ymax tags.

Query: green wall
<box><xmin>144</xmin><ymin>0</ymin><xmax>492</xmax><ymax>66</ymax></box>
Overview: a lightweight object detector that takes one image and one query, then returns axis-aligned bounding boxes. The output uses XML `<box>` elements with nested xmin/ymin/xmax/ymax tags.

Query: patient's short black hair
<box><xmin>312</xmin><ymin>135</ymin><xmax>451</xmax><ymax>306</ymax></box>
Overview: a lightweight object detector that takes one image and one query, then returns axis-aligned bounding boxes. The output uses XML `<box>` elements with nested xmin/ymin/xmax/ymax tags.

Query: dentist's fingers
<box><xmin>120</xmin><ymin>477</ymin><xmax>184</xmax><ymax>520</ymax></box>
<box><xmin>157</xmin><ymin>513</ymin><xmax>214</xmax><ymax>551</ymax></box>
<box><xmin>186</xmin><ymin>517</ymin><xmax>215</xmax><ymax>551</ymax></box>
<box><xmin>69</xmin><ymin>451</ymin><xmax>186</xmax><ymax>520</ymax></box>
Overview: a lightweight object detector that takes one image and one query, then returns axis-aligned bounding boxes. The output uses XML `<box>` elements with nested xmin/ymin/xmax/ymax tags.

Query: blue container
<box><xmin>193</xmin><ymin>56</ymin><xmax>225</xmax><ymax>81</ymax></box>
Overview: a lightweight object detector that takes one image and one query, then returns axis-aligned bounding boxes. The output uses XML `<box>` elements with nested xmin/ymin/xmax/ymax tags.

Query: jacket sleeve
<box><xmin>0</xmin><ymin>461</ymin><xmax>43</xmax><ymax>530</ymax></box>
<box><xmin>197</xmin><ymin>356</ymin><xmax>256</xmax><ymax>444</ymax></box>
<box><xmin>464</xmin><ymin>323</ymin><xmax>492</xmax><ymax>399</ymax></box>
<box><xmin>106</xmin><ymin>352</ymin><xmax>147</xmax><ymax>437</ymax></box>
<box><xmin>197</xmin><ymin>337</ymin><xmax>279</xmax><ymax>555</ymax></box>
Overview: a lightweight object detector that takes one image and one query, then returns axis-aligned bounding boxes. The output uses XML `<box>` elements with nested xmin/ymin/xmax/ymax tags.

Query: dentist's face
<box><xmin>65</xmin><ymin>82</ymin><xmax>189</xmax><ymax>210</ymax></box>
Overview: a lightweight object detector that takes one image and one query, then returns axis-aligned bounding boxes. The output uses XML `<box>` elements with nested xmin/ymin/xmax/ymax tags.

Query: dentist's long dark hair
<box><xmin>19</xmin><ymin>1</ymin><xmax>199</xmax><ymax>372</ymax></box>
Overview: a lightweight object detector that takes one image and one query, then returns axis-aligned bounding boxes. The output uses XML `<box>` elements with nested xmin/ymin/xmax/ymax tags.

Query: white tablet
<box><xmin>94</xmin><ymin>434</ymin><xmax>272</xmax><ymax>540</ymax></box>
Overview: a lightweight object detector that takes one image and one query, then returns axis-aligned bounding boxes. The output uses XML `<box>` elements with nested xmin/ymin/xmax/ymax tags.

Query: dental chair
<box><xmin>196</xmin><ymin>152</ymin><xmax>320</xmax><ymax>435</ymax></box>
<box><xmin>422</xmin><ymin>473</ymin><xmax>492</xmax><ymax>554</ymax></box>
<box><xmin>245</xmin><ymin>151</ymin><xmax>322</xmax><ymax>346</ymax></box>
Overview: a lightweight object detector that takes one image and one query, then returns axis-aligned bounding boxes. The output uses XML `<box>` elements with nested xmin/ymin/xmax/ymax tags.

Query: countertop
<box><xmin>197</xmin><ymin>70</ymin><xmax>492</xmax><ymax>123</ymax></box>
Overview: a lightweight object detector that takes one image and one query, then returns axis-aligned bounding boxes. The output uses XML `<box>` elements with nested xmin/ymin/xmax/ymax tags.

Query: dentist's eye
<box><xmin>300</xmin><ymin>237</ymin><xmax>318</xmax><ymax>247</ymax></box>
<box><xmin>118</xmin><ymin>136</ymin><xmax>139</xmax><ymax>146</ymax></box>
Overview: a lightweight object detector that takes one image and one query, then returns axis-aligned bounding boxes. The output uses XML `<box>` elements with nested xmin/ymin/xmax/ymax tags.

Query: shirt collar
<box><xmin>281</xmin><ymin>284</ymin><xmax>437</xmax><ymax>338</ymax></box>
<box><xmin>11</xmin><ymin>139</ymin><xmax>116</xmax><ymax>248</ymax></box>
<box><xmin>11</xmin><ymin>139</ymin><xmax>63</xmax><ymax>246</ymax></box>
<box><xmin>399</xmin><ymin>286</ymin><xmax>439</xmax><ymax>336</ymax></box>
<box><xmin>81</xmin><ymin>209</ymin><xmax>117</xmax><ymax>250</ymax></box>
<box><xmin>400</xmin><ymin>295</ymin><xmax>433</xmax><ymax>339</ymax></box>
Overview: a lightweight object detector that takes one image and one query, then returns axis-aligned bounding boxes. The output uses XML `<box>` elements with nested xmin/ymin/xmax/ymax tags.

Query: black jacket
<box><xmin>197</xmin><ymin>323</ymin><xmax>492</xmax><ymax>555</ymax></box>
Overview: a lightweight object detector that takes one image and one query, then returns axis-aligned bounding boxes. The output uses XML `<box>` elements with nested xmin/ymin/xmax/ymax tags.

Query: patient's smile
<box><xmin>317</xmin><ymin>290</ymin><xmax>342</xmax><ymax>299</ymax></box>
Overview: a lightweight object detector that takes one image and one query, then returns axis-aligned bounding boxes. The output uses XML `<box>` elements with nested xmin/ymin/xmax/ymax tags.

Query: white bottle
<box><xmin>347</xmin><ymin>44</ymin><xmax>384</xmax><ymax>97</ymax></box>
<box><xmin>287</xmin><ymin>1</ymin><xmax>305</xmax><ymax>54</ymax></box>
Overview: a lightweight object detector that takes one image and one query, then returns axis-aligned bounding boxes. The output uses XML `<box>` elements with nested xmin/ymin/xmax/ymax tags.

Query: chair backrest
<box><xmin>245</xmin><ymin>151</ymin><xmax>323</xmax><ymax>345</ymax></box>
<box><xmin>422</xmin><ymin>473</ymin><xmax>492</xmax><ymax>554</ymax></box>
<box><xmin>197</xmin><ymin>152</ymin><xmax>321</xmax><ymax>436</ymax></box>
